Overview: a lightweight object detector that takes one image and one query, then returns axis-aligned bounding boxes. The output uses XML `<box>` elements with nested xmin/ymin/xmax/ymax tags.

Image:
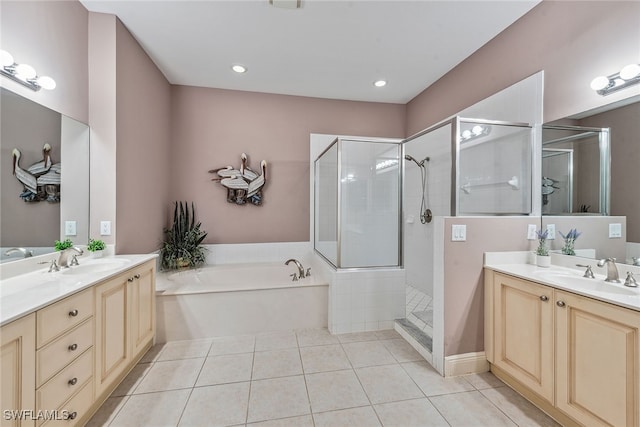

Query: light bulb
<box><xmin>36</xmin><ymin>76</ymin><xmax>56</xmax><ymax>90</ymax></box>
<box><xmin>590</xmin><ymin>76</ymin><xmax>610</xmax><ymax>91</ymax></box>
<box><xmin>373</xmin><ymin>80</ymin><xmax>387</xmax><ymax>87</ymax></box>
<box><xmin>231</xmin><ymin>65</ymin><xmax>247</xmax><ymax>73</ymax></box>
<box><xmin>472</xmin><ymin>125</ymin><xmax>484</xmax><ymax>135</ymax></box>
<box><xmin>461</xmin><ymin>130</ymin><xmax>472</xmax><ymax>139</ymax></box>
<box><xmin>15</xmin><ymin>63</ymin><xmax>36</xmax><ymax>79</ymax></box>
<box><xmin>620</xmin><ymin>63</ymin><xmax>640</xmax><ymax>80</ymax></box>
<box><xmin>0</xmin><ymin>50</ymin><xmax>14</xmax><ymax>67</ymax></box>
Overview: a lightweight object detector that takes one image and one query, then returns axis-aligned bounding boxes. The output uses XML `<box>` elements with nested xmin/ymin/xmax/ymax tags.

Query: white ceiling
<box><xmin>80</xmin><ymin>0</ymin><xmax>540</xmax><ymax>104</ymax></box>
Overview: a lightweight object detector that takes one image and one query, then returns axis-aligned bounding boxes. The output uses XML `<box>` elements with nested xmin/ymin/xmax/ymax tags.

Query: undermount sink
<box><xmin>534</xmin><ymin>270</ymin><xmax>638</xmax><ymax>296</ymax></box>
<box><xmin>61</xmin><ymin>259</ymin><xmax>130</xmax><ymax>276</ymax></box>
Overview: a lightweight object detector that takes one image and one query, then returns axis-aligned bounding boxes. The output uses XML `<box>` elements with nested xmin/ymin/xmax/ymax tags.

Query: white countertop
<box><xmin>0</xmin><ymin>254</ymin><xmax>157</xmax><ymax>326</ymax></box>
<box><xmin>485</xmin><ymin>262</ymin><xmax>640</xmax><ymax>312</ymax></box>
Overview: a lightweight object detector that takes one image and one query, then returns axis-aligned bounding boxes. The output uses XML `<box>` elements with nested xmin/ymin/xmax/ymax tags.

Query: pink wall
<box><xmin>406</xmin><ymin>1</ymin><xmax>640</xmax><ymax>135</ymax></box>
<box><xmin>115</xmin><ymin>20</ymin><xmax>171</xmax><ymax>254</ymax></box>
<box><xmin>0</xmin><ymin>1</ymin><xmax>89</xmax><ymax>123</ymax></box>
<box><xmin>169</xmin><ymin>86</ymin><xmax>405</xmax><ymax>244</ymax></box>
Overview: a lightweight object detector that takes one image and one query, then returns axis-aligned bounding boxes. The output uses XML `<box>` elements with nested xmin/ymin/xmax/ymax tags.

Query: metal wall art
<box><xmin>12</xmin><ymin>143</ymin><xmax>61</xmax><ymax>203</ymax></box>
<box><xmin>209</xmin><ymin>153</ymin><xmax>267</xmax><ymax>206</ymax></box>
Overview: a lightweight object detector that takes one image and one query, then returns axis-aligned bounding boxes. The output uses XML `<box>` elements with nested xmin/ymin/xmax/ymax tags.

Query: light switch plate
<box><xmin>546</xmin><ymin>224</ymin><xmax>556</xmax><ymax>240</ymax></box>
<box><xmin>451</xmin><ymin>224</ymin><xmax>466</xmax><ymax>242</ymax></box>
<box><xmin>65</xmin><ymin>221</ymin><xmax>77</xmax><ymax>236</ymax></box>
<box><xmin>100</xmin><ymin>221</ymin><xmax>112</xmax><ymax>236</ymax></box>
<box><xmin>527</xmin><ymin>224</ymin><xmax>538</xmax><ymax>240</ymax></box>
<box><xmin>609</xmin><ymin>223</ymin><xmax>622</xmax><ymax>238</ymax></box>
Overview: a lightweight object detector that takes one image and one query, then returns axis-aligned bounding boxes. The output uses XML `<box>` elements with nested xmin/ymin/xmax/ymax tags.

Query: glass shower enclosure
<box><xmin>314</xmin><ymin>138</ymin><xmax>402</xmax><ymax>269</ymax></box>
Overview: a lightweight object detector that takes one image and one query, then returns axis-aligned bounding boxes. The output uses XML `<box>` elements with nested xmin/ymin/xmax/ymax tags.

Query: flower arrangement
<box><xmin>559</xmin><ymin>228</ymin><xmax>581</xmax><ymax>256</ymax></box>
<box><xmin>54</xmin><ymin>239</ymin><xmax>74</xmax><ymax>251</ymax></box>
<box><xmin>536</xmin><ymin>229</ymin><xmax>549</xmax><ymax>257</ymax></box>
<box><xmin>160</xmin><ymin>201</ymin><xmax>208</xmax><ymax>270</ymax></box>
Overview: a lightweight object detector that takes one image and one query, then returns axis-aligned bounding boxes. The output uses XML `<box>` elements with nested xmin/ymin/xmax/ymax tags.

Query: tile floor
<box><xmin>406</xmin><ymin>285</ymin><xmax>433</xmax><ymax>337</ymax></box>
<box><xmin>87</xmin><ymin>329</ymin><xmax>559</xmax><ymax>427</ymax></box>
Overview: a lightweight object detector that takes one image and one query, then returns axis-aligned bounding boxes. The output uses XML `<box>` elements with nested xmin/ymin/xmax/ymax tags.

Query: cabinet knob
<box><xmin>67</xmin><ymin>411</ymin><xmax>77</xmax><ymax>420</ymax></box>
<box><xmin>68</xmin><ymin>343</ymin><xmax>78</xmax><ymax>351</ymax></box>
<box><xmin>556</xmin><ymin>300</ymin><xmax>566</xmax><ymax>307</ymax></box>
<box><xmin>127</xmin><ymin>277</ymin><xmax>135</xmax><ymax>282</ymax></box>
<box><xmin>539</xmin><ymin>295</ymin><xmax>548</xmax><ymax>302</ymax></box>
<box><xmin>68</xmin><ymin>377</ymin><xmax>78</xmax><ymax>386</ymax></box>
<box><xmin>68</xmin><ymin>309</ymin><xmax>78</xmax><ymax>317</ymax></box>
<box><xmin>134</xmin><ymin>274</ymin><xmax>141</xmax><ymax>279</ymax></box>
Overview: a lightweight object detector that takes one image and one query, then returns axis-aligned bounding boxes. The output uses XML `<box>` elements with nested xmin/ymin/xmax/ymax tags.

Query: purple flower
<box><xmin>559</xmin><ymin>228</ymin><xmax>581</xmax><ymax>241</ymax></box>
<box><xmin>536</xmin><ymin>229</ymin><xmax>548</xmax><ymax>240</ymax></box>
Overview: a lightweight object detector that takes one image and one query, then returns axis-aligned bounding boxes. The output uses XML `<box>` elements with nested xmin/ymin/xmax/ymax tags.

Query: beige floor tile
<box><xmin>252</xmin><ymin>349</ymin><xmax>303</xmax><ymax>380</ymax></box>
<box><xmin>374</xmin><ymin>398</ymin><xmax>449</xmax><ymax>427</ymax></box>
<box><xmin>381</xmin><ymin>339</ymin><xmax>424</xmax><ymax>363</ymax></box>
<box><xmin>336</xmin><ymin>331</ymin><xmax>379</xmax><ymax>343</ymax></box>
<box><xmin>480</xmin><ymin>386</ymin><xmax>561</xmax><ymax>427</ymax></box>
<box><xmin>401</xmin><ymin>361</ymin><xmax>474</xmax><ymax>396</ymax></box>
<box><xmin>300</xmin><ymin>344</ymin><xmax>351</xmax><ymax>374</ymax></box>
<box><xmin>355</xmin><ymin>365</ymin><xmax>424</xmax><ymax>404</ymax></box>
<box><xmin>313</xmin><ymin>406</ymin><xmax>381</xmax><ymax>427</ymax></box>
<box><xmin>255</xmin><ymin>331</ymin><xmax>298</xmax><ymax>351</ymax></box>
<box><xmin>140</xmin><ymin>343</ymin><xmax>166</xmax><ymax>363</ymax></box>
<box><xmin>296</xmin><ymin>328</ymin><xmax>339</xmax><ymax>347</ymax></box>
<box><xmin>134</xmin><ymin>358</ymin><xmax>204</xmax><ymax>394</ymax></box>
<box><xmin>112</xmin><ymin>363</ymin><xmax>153</xmax><ymax>397</ymax></box>
<box><xmin>430</xmin><ymin>390</ymin><xmax>517</xmax><ymax>426</ymax></box>
<box><xmin>247</xmin><ymin>376</ymin><xmax>310</xmax><ymax>423</ymax></box>
<box><xmin>109</xmin><ymin>389</ymin><xmax>190</xmax><ymax>427</ymax></box>
<box><xmin>463</xmin><ymin>371</ymin><xmax>506</xmax><ymax>390</ymax></box>
<box><xmin>374</xmin><ymin>329</ymin><xmax>402</xmax><ymax>340</ymax></box>
<box><xmin>86</xmin><ymin>396</ymin><xmax>129</xmax><ymax>427</ymax></box>
<box><xmin>210</xmin><ymin>335</ymin><xmax>255</xmax><ymax>356</ymax></box>
<box><xmin>305</xmin><ymin>370</ymin><xmax>370</xmax><ymax>413</ymax></box>
<box><xmin>196</xmin><ymin>353</ymin><xmax>254</xmax><ymax>386</ymax></box>
<box><xmin>342</xmin><ymin>341</ymin><xmax>397</xmax><ymax>368</ymax></box>
<box><xmin>179</xmin><ymin>382</ymin><xmax>250</xmax><ymax>427</ymax></box>
<box><xmin>247</xmin><ymin>415</ymin><xmax>314</xmax><ymax>427</ymax></box>
<box><xmin>157</xmin><ymin>339</ymin><xmax>212</xmax><ymax>361</ymax></box>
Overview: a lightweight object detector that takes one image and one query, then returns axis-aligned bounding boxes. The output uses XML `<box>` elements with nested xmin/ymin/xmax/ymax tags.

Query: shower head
<box><xmin>404</xmin><ymin>155</ymin><xmax>430</xmax><ymax>167</ymax></box>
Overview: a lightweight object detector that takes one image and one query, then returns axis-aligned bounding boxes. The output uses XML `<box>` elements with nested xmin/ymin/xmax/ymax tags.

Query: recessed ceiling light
<box><xmin>232</xmin><ymin>65</ymin><xmax>247</xmax><ymax>74</ymax></box>
<box><xmin>373</xmin><ymin>80</ymin><xmax>387</xmax><ymax>88</ymax></box>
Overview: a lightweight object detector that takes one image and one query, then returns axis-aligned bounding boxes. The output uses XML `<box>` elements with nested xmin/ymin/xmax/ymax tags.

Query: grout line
<box><xmin>295</xmin><ymin>331</ymin><xmax>315</xmax><ymax>426</ymax></box>
<box><xmin>101</xmin><ymin>394</ymin><xmax>131</xmax><ymax>426</ymax></box>
<box><xmin>244</xmin><ymin>343</ymin><xmax>257</xmax><ymax>425</ymax></box>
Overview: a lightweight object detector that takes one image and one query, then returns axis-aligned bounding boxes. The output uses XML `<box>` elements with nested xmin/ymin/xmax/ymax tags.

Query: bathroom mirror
<box><xmin>0</xmin><ymin>87</ymin><xmax>90</xmax><ymax>263</ymax></box>
<box><xmin>541</xmin><ymin>98</ymin><xmax>640</xmax><ymax>264</ymax></box>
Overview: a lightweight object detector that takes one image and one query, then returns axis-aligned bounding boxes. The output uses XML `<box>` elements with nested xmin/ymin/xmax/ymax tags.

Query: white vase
<box><xmin>90</xmin><ymin>250</ymin><xmax>104</xmax><ymax>259</ymax></box>
<box><xmin>536</xmin><ymin>255</ymin><xmax>551</xmax><ymax>268</ymax></box>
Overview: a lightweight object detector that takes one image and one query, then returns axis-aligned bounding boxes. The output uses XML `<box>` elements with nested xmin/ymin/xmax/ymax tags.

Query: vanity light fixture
<box><xmin>590</xmin><ymin>63</ymin><xmax>640</xmax><ymax>96</ymax></box>
<box><xmin>460</xmin><ymin>124</ymin><xmax>491</xmax><ymax>142</ymax></box>
<box><xmin>373</xmin><ymin>80</ymin><xmax>387</xmax><ymax>88</ymax></box>
<box><xmin>231</xmin><ymin>64</ymin><xmax>247</xmax><ymax>74</ymax></box>
<box><xmin>0</xmin><ymin>49</ymin><xmax>56</xmax><ymax>91</ymax></box>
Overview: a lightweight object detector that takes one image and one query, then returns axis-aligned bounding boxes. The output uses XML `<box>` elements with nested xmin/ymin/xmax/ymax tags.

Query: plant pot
<box><xmin>536</xmin><ymin>255</ymin><xmax>551</xmax><ymax>268</ymax></box>
<box><xmin>90</xmin><ymin>250</ymin><xmax>104</xmax><ymax>259</ymax></box>
<box><xmin>176</xmin><ymin>258</ymin><xmax>191</xmax><ymax>269</ymax></box>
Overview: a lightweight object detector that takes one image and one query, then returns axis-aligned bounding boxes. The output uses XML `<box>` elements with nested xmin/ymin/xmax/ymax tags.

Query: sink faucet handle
<box><xmin>70</xmin><ymin>254</ymin><xmax>80</xmax><ymax>266</ymax></box>
<box><xmin>624</xmin><ymin>272</ymin><xmax>638</xmax><ymax>288</ymax></box>
<box><xmin>38</xmin><ymin>259</ymin><xmax>59</xmax><ymax>272</ymax></box>
<box><xmin>290</xmin><ymin>273</ymin><xmax>299</xmax><ymax>282</ymax></box>
<box><xmin>576</xmin><ymin>264</ymin><xmax>595</xmax><ymax>279</ymax></box>
<box><xmin>305</xmin><ymin>268</ymin><xmax>311</xmax><ymax>277</ymax></box>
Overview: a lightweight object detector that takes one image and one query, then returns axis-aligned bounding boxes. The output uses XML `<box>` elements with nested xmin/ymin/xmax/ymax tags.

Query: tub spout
<box><xmin>285</xmin><ymin>258</ymin><xmax>305</xmax><ymax>279</ymax></box>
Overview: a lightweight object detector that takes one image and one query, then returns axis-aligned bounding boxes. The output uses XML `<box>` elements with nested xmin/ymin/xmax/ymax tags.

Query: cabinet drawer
<box><xmin>41</xmin><ymin>379</ymin><xmax>94</xmax><ymax>427</ymax></box>
<box><xmin>36</xmin><ymin>319</ymin><xmax>93</xmax><ymax>387</ymax></box>
<box><xmin>37</xmin><ymin>347</ymin><xmax>93</xmax><ymax>415</ymax></box>
<box><xmin>37</xmin><ymin>288</ymin><xmax>93</xmax><ymax>348</ymax></box>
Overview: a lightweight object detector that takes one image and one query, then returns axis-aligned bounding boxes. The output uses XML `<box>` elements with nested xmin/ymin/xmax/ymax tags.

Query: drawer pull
<box><xmin>68</xmin><ymin>377</ymin><xmax>78</xmax><ymax>386</ymax></box>
<box><xmin>556</xmin><ymin>300</ymin><xmax>566</xmax><ymax>307</ymax></box>
<box><xmin>67</xmin><ymin>412</ymin><xmax>77</xmax><ymax>420</ymax></box>
<box><xmin>134</xmin><ymin>274</ymin><xmax>141</xmax><ymax>279</ymax></box>
<box><xmin>68</xmin><ymin>309</ymin><xmax>79</xmax><ymax>317</ymax></box>
<box><xmin>539</xmin><ymin>295</ymin><xmax>548</xmax><ymax>302</ymax></box>
<box><xmin>68</xmin><ymin>343</ymin><xmax>78</xmax><ymax>351</ymax></box>
<box><xmin>127</xmin><ymin>277</ymin><xmax>135</xmax><ymax>282</ymax></box>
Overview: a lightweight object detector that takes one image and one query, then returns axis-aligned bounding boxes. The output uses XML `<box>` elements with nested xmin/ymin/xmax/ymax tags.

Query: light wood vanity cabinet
<box><xmin>485</xmin><ymin>269</ymin><xmax>640</xmax><ymax>427</ymax></box>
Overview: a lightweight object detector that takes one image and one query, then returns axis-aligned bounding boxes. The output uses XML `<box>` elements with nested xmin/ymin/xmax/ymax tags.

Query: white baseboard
<box><xmin>444</xmin><ymin>352</ymin><xmax>490</xmax><ymax>377</ymax></box>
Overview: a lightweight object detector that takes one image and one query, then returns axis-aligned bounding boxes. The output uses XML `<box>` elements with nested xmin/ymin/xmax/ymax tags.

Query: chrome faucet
<box><xmin>5</xmin><ymin>247</ymin><xmax>33</xmax><ymax>258</ymax></box>
<box><xmin>285</xmin><ymin>258</ymin><xmax>305</xmax><ymax>279</ymax></box>
<box><xmin>58</xmin><ymin>247</ymin><xmax>84</xmax><ymax>268</ymax></box>
<box><xmin>596</xmin><ymin>258</ymin><xmax>620</xmax><ymax>283</ymax></box>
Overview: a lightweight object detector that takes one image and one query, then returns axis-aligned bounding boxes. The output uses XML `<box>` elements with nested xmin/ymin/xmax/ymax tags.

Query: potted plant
<box><xmin>559</xmin><ymin>228</ymin><xmax>581</xmax><ymax>256</ymax></box>
<box><xmin>87</xmin><ymin>238</ymin><xmax>106</xmax><ymax>258</ymax></box>
<box><xmin>55</xmin><ymin>238</ymin><xmax>74</xmax><ymax>251</ymax></box>
<box><xmin>535</xmin><ymin>229</ymin><xmax>551</xmax><ymax>267</ymax></box>
<box><xmin>160</xmin><ymin>201</ymin><xmax>208</xmax><ymax>270</ymax></box>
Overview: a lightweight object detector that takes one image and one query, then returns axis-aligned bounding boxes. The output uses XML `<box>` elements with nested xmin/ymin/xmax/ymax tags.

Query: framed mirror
<box><xmin>1</xmin><ymin>87</ymin><xmax>89</xmax><ymax>263</ymax></box>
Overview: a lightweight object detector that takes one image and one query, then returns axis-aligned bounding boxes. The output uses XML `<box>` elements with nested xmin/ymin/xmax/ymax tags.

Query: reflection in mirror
<box><xmin>0</xmin><ymin>88</ymin><xmax>89</xmax><ymax>263</ymax></box>
<box><xmin>541</xmin><ymin>99</ymin><xmax>640</xmax><ymax>265</ymax></box>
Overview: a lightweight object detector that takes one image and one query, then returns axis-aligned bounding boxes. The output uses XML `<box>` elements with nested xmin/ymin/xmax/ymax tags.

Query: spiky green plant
<box><xmin>160</xmin><ymin>201</ymin><xmax>208</xmax><ymax>270</ymax></box>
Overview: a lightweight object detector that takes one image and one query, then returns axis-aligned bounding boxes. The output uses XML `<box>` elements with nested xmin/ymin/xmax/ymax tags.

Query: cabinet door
<box><xmin>1</xmin><ymin>314</ymin><xmax>36</xmax><ymax>427</ymax></box>
<box><xmin>556</xmin><ymin>290</ymin><xmax>640</xmax><ymax>427</ymax></box>
<box><xmin>94</xmin><ymin>274</ymin><xmax>129</xmax><ymax>398</ymax></box>
<box><xmin>493</xmin><ymin>273</ymin><xmax>554</xmax><ymax>402</ymax></box>
<box><xmin>129</xmin><ymin>262</ymin><xmax>155</xmax><ymax>358</ymax></box>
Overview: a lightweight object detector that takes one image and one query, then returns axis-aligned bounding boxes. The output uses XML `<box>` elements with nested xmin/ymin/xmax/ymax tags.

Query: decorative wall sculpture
<box><xmin>12</xmin><ymin>143</ymin><xmax>61</xmax><ymax>203</ymax></box>
<box><xmin>209</xmin><ymin>153</ymin><xmax>267</xmax><ymax>206</ymax></box>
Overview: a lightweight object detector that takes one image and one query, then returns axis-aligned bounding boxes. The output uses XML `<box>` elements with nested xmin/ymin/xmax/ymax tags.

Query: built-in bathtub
<box><xmin>155</xmin><ymin>262</ymin><xmax>328</xmax><ymax>342</ymax></box>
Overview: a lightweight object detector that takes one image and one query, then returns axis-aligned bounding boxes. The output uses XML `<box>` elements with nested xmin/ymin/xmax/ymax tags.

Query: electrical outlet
<box><xmin>546</xmin><ymin>224</ymin><xmax>556</xmax><ymax>240</ymax></box>
<box><xmin>451</xmin><ymin>224</ymin><xmax>466</xmax><ymax>241</ymax></box>
<box><xmin>65</xmin><ymin>221</ymin><xmax>77</xmax><ymax>236</ymax></box>
<box><xmin>100</xmin><ymin>221</ymin><xmax>112</xmax><ymax>236</ymax></box>
<box><xmin>527</xmin><ymin>224</ymin><xmax>538</xmax><ymax>240</ymax></box>
<box><xmin>609</xmin><ymin>223</ymin><xmax>622</xmax><ymax>238</ymax></box>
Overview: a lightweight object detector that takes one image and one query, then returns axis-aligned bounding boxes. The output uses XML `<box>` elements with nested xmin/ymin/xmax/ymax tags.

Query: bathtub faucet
<box><xmin>285</xmin><ymin>258</ymin><xmax>305</xmax><ymax>279</ymax></box>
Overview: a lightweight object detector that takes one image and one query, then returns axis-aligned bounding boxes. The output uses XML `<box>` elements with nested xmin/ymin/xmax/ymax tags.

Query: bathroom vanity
<box><xmin>0</xmin><ymin>255</ymin><xmax>156</xmax><ymax>427</ymax></box>
<box><xmin>484</xmin><ymin>261</ymin><xmax>640</xmax><ymax>427</ymax></box>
